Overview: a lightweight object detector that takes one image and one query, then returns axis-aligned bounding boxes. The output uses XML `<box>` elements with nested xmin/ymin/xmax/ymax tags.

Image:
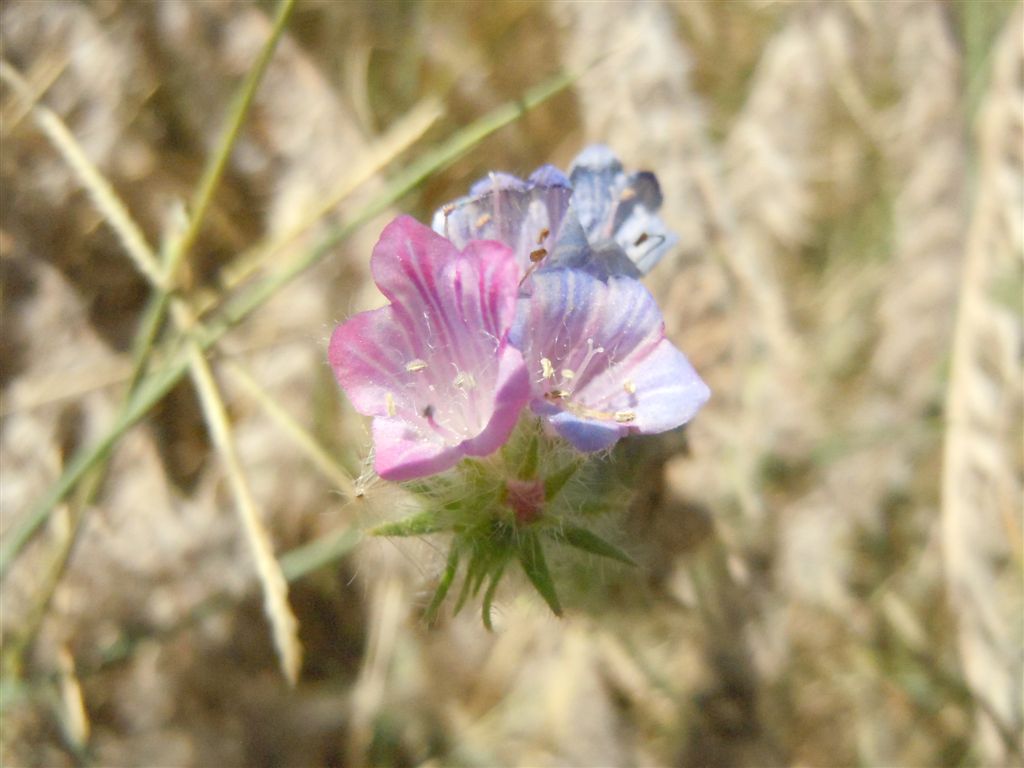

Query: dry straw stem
<box><xmin>941</xmin><ymin>8</ymin><xmax>1024</xmax><ymax>761</ymax></box>
<box><xmin>0</xmin><ymin>60</ymin><xmax>166</xmax><ymax>291</ymax></box>
<box><xmin>185</xmin><ymin>340</ymin><xmax>303</xmax><ymax>686</ymax></box>
<box><xmin>215</xmin><ymin>96</ymin><xmax>444</xmax><ymax>294</ymax></box>
<box><xmin>54</xmin><ymin>645</ymin><xmax>89</xmax><ymax>757</ymax></box>
<box><xmin>0</xmin><ymin>100</ymin><xmax>442</xmax><ymax>419</ymax></box>
<box><xmin>223</xmin><ymin>359</ymin><xmax>355</xmax><ymax>497</ymax></box>
<box><xmin>0</xmin><ymin>65</ymin><xmax>577</xmax><ymax>578</ymax></box>
<box><xmin>0</xmin><ymin>7</ymin><xmax>307</xmax><ymax>684</ymax></box>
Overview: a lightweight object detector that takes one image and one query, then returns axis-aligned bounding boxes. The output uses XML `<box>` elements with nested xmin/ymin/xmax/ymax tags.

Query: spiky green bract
<box><xmin>371</xmin><ymin>416</ymin><xmax>638</xmax><ymax>627</ymax></box>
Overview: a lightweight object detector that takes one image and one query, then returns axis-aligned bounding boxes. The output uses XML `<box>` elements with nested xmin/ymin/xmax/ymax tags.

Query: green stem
<box><xmin>0</xmin><ymin>67</ymin><xmax>578</xmax><ymax>580</ymax></box>
<box><xmin>162</xmin><ymin>0</ymin><xmax>297</xmax><ymax>280</ymax></box>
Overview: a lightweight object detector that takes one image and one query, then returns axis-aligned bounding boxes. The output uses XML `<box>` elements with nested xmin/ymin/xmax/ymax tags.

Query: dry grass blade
<box><xmin>216</xmin><ymin>96</ymin><xmax>444</xmax><ymax>293</ymax></box>
<box><xmin>0</xmin><ymin>59</ymin><xmax>165</xmax><ymax>289</ymax></box>
<box><xmin>54</xmin><ymin>646</ymin><xmax>89</xmax><ymax>758</ymax></box>
<box><xmin>186</xmin><ymin>341</ymin><xmax>303</xmax><ymax>686</ymax></box>
<box><xmin>223</xmin><ymin>359</ymin><xmax>355</xmax><ymax>497</ymax></box>
<box><xmin>0</xmin><ymin>51</ymin><xmax>67</xmax><ymax>132</ymax></box>
<box><xmin>941</xmin><ymin>8</ymin><xmax>1024</xmax><ymax>762</ymax></box>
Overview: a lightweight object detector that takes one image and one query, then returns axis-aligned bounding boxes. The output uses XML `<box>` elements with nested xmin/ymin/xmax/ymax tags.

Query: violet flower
<box><xmin>431</xmin><ymin>145</ymin><xmax>675</xmax><ymax>280</ymax></box>
<box><xmin>510</xmin><ymin>268</ymin><xmax>710</xmax><ymax>452</ymax></box>
<box><xmin>329</xmin><ymin>216</ymin><xmax>530</xmax><ymax>481</ymax></box>
<box><xmin>431</xmin><ymin>165</ymin><xmax>594</xmax><ymax>276</ymax></box>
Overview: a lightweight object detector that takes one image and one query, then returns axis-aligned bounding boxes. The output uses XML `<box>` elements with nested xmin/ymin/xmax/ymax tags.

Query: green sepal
<box><xmin>452</xmin><ymin>545</ymin><xmax>487</xmax><ymax>616</ymax></box>
<box><xmin>549</xmin><ymin>524</ymin><xmax>637</xmax><ymax>567</ymax></box>
<box><xmin>371</xmin><ymin>510</ymin><xmax>445</xmax><ymax>538</ymax></box>
<box><xmin>518</xmin><ymin>431</ymin><xmax>540</xmax><ymax>480</ymax></box>
<box><xmin>517</xmin><ymin>531</ymin><xmax>563</xmax><ymax>617</ymax></box>
<box><xmin>481</xmin><ymin>559</ymin><xmax>508</xmax><ymax>631</ymax></box>
<box><xmin>423</xmin><ymin>545</ymin><xmax>460</xmax><ymax>626</ymax></box>
<box><xmin>543</xmin><ymin>460</ymin><xmax>580</xmax><ymax>501</ymax></box>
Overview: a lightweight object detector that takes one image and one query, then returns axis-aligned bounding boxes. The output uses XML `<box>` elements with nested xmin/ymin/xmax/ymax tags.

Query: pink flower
<box><xmin>329</xmin><ymin>216</ymin><xmax>530</xmax><ymax>481</ymax></box>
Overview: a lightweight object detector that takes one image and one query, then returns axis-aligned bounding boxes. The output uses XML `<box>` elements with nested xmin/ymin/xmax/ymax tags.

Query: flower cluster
<box><xmin>330</xmin><ymin>146</ymin><xmax>709</xmax><ymax>481</ymax></box>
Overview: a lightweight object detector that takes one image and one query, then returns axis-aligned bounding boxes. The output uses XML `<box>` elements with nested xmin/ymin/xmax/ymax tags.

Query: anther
<box><xmin>453</xmin><ymin>371</ymin><xmax>476</xmax><ymax>390</ymax></box>
<box><xmin>545</xmin><ymin>389</ymin><xmax>570</xmax><ymax>401</ymax></box>
<box><xmin>385</xmin><ymin>392</ymin><xmax>396</xmax><ymax>417</ymax></box>
<box><xmin>537</xmin><ymin>227</ymin><xmax>550</xmax><ymax>244</ymax></box>
<box><xmin>405</xmin><ymin>359</ymin><xmax>428</xmax><ymax>372</ymax></box>
<box><xmin>529</xmin><ymin>247</ymin><xmax>548</xmax><ymax>263</ymax></box>
<box><xmin>613</xmin><ymin>410</ymin><xmax>636</xmax><ymax>423</ymax></box>
<box><xmin>561</xmin><ymin>369</ymin><xmax>575</xmax><ymax>381</ymax></box>
<box><xmin>475</xmin><ymin>212</ymin><xmax>492</xmax><ymax>228</ymax></box>
<box><xmin>623</xmin><ymin>379</ymin><xmax>636</xmax><ymax>395</ymax></box>
<box><xmin>541</xmin><ymin>358</ymin><xmax>555</xmax><ymax>380</ymax></box>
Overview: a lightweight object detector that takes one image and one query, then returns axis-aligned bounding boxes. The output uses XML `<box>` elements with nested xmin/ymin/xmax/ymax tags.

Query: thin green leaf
<box><xmin>517</xmin><ymin>532</ymin><xmax>563</xmax><ymax>617</ymax></box>
<box><xmin>551</xmin><ymin>524</ymin><xmax>637</xmax><ymax>567</ymax></box>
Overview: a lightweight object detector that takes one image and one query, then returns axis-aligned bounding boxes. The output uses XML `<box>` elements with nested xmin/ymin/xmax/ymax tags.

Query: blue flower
<box><xmin>432</xmin><ymin>145</ymin><xmax>676</xmax><ymax>279</ymax></box>
<box><xmin>568</xmin><ymin>145</ymin><xmax>677</xmax><ymax>275</ymax></box>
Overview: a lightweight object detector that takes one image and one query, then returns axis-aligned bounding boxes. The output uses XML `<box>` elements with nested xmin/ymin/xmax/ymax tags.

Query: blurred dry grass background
<box><xmin>1</xmin><ymin>1</ymin><xmax>1021</xmax><ymax>766</ymax></box>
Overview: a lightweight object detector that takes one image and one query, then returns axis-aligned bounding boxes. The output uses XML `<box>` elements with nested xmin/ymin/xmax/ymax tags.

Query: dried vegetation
<box><xmin>1</xmin><ymin>1</ymin><xmax>1020</xmax><ymax>766</ymax></box>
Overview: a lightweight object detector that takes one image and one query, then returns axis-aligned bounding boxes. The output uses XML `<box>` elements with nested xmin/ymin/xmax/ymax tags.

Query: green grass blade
<box><xmin>279</xmin><ymin>525</ymin><xmax>363</xmax><ymax>582</ymax></box>
<box><xmin>162</xmin><ymin>0</ymin><xmax>297</xmax><ymax>280</ymax></box>
<box><xmin>0</xmin><ymin>67</ymin><xmax>578</xmax><ymax>580</ymax></box>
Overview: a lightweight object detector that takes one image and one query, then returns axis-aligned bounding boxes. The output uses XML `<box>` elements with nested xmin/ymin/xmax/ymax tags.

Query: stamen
<box><xmin>453</xmin><ymin>371</ymin><xmax>477</xmax><ymax>390</ymax></box>
<box><xmin>561</xmin><ymin>369</ymin><xmax>575</xmax><ymax>381</ymax></box>
<box><xmin>529</xmin><ymin>247</ymin><xmax>548</xmax><ymax>263</ymax></box>
<box><xmin>623</xmin><ymin>379</ymin><xmax>636</xmax><ymax>395</ymax></box>
<box><xmin>619</xmin><ymin>187</ymin><xmax>637</xmax><ymax>201</ymax></box>
<box><xmin>545</xmin><ymin>389</ymin><xmax>570</xmax><ymax>401</ymax></box>
<box><xmin>541</xmin><ymin>358</ymin><xmax>555</xmax><ymax>380</ymax></box>
<box><xmin>475</xmin><ymin>212</ymin><xmax>492</xmax><ymax>228</ymax></box>
<box><xmin>634</xmin><ymin>232</ymin><xmax>649</xmax><ymax>247</ymax></box>
<box><xmin>572</xmin><ymin>338</ymin><xmax>605</xmax><ymax>387</ymax></box>
<box><xmin>613</xmin><ymin>410</ymin><xmax>636</xmax><ymax>423</ymax></box>
<box><xmin>385</xmin><ymin>392</ymin><xmax>396</xmax><ymax>417</ymax></box>
<box><xmin>536</xmin><ymin>227</ymin><xmax>550</xmax><ymax>244</ymax></box>
<box><xmin>422</xmin><ymin>404</ymin><xmax>435</xmax><ymax>419</ymax></box>
<box><xmin>405</xmin><ymin>359</ymin><xmax>428</xmax><ymax>373</ymax></box>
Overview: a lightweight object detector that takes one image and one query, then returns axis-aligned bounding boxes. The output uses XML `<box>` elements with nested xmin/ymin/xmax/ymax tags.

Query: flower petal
<box><xmin>568</xmin><ymin>145</ymin><xmax>677</xmax><ymax>275</ymax></box>
<box><xmin>330</xmin><ymin>216</ymin><xmax>529</xmax><ymax>480</ymax></box>
<box><xmin>372</xmin><ymin>417</ymin><xmax>461</xmax><ymax>481</ymax></box>
<box><xmin>510</xmin><ymin>269</ymin><xmax>709</xmax><ymax>451</ymax></box>
<box><xmin>431</xmin><ymin>168</ymin><xmax>583</xmax><ymax>274</ymax></box>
